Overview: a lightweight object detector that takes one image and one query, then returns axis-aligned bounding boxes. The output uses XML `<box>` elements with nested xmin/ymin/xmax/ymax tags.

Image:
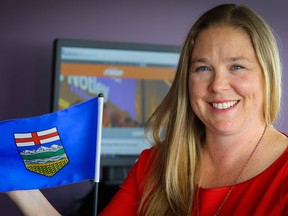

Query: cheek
<box><xmin>188</xmin><ymin>76</ymin><xmax>207</xmax><ymax>100</ymax></box>
<box><xmin>236</xmin><ymin>76</ymin><xmax>264</xmax><ymax>102</ymax></box>
<box><xmin>188</xmin><ymin>78</ymin><xmax>204</xmax><ymax>112</ymax></box>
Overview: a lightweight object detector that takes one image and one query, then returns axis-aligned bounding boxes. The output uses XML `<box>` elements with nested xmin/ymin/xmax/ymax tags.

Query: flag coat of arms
<box><xmin>14</xmin><ymin>127</ymin><xmax>69</xmax><ymax>177</ymax></box>
<box><xmin>0</xmin><ymin>96</ymin><xmax>103</xmax><ymax>192</ymax></box>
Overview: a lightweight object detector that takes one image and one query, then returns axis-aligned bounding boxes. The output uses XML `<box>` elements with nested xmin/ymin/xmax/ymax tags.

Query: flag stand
<box><xmin>93</xmin><ymin>94</ymin><xmax>104</xmax><ymax>216</ymax></box>
<box><xmin>93</xmin><ymin>182</ymin><xmax>99</xmax><ymax>216</ymax></box>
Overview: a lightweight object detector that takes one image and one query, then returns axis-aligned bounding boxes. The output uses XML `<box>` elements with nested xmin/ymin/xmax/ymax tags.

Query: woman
<box><xmin>99</xmin><ymin>3</ymin><xmax>287</xmax><ymax>215</ymax></box>
<box><xmin>7</xmin><ymin>3</ymin><xmax>288</xmax><ymax>216</ymax></box>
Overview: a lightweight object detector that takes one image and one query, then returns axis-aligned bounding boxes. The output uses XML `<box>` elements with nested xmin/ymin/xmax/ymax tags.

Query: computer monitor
<box><xmin>52</xmin><ymin>39</ymin><xmax>180</xmax><ymax>167</ymax></box>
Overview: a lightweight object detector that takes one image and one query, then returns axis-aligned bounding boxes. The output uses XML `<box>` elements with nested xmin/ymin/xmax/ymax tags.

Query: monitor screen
<box><xmin>52</xmin><ymin>39</ymin><xmax>180</xmax><ymax>166</ymax></box>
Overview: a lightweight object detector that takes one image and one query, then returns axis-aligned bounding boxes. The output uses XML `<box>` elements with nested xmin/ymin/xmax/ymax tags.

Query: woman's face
<box><xmin>188</xmin><ymin>26</ymin><xmax>265</xmax><ymax>135</ymax></box>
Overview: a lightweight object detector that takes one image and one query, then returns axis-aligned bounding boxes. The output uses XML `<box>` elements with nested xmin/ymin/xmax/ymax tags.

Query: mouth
<box><xmin>211</xmin><ymin>100</ymin><xmax>239</xmax><ymax>110</ymax></box>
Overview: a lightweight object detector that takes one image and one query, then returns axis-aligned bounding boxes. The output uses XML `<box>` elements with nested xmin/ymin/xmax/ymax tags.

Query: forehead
<box><xmin>192</xmin><ymin>26</ymin><xmax>255</xmax><ymax>58</ymax></box>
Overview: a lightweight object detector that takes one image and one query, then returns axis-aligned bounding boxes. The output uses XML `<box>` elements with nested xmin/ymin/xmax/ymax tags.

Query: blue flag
<box><xmin>0</xmin><ymin>97</ymin><xmax>103</xmax><ymax>192</ymax></box>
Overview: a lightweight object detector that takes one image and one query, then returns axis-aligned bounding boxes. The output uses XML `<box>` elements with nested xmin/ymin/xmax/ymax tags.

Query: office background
<box><xmin>0</xmin><ymin>0</ymin><xmax>287</xmax><ymax>215</ymax></box>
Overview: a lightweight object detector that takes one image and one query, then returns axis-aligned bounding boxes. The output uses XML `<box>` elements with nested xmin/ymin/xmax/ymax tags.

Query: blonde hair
<box><xmin>139</xmin><ymin>4</ymin><xmax>282</xmax><ymax>216</ymax></box>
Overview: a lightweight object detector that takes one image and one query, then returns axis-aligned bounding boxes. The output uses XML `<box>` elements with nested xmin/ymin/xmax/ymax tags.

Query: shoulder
<box><xmin>121</xmin><ymin>147</ymin><xmax>155</xmax><ymax>185</ymax></box>
<box><xmin>259</xmin><ymin>128</ymin><xmax>288</xmax><ymax>174</ymax></box>
<box><xmin>133</xmin><ymin>147</ymin><xmax>156</xmax><ymax>181</ymax></box>
<box><xmin>137</xmin><ymin>147</ymin><xmax>155</xmax><ymax>164</ymax></box>
<box><xmin>279</xmin><ymin>147</ymin><xmax>288</xmax><ymax>183</ymax></box>
<box><xmin>98</xmin><ymin>148</ymin><xmax>156</xmax><ymax>216</ymax></box>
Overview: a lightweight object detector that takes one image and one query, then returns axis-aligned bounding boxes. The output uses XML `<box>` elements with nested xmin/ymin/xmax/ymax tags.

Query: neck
<box><xmin>202</xmin><ymin>123</ymin><xmax>267</xmax><ymax>174</ymax></box>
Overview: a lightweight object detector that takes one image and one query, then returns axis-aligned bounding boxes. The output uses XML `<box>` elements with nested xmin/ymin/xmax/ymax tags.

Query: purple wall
<box><xmin>0</xmin><ymin>0</ymin><xmax>287</xmax><ymax>214</ymax></box>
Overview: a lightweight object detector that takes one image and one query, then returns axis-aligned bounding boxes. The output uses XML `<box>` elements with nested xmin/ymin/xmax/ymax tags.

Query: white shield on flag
<box><xmin>14</xmin><ymin>127</ymin><xmax>69</xmax><ymax>177</ymax></box>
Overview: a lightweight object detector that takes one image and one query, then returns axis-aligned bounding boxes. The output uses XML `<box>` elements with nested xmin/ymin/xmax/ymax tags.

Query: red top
<box><xmin>99</xmin><ymin>147</ymin><xmax>288</xmax><ymax>215</ymax></box>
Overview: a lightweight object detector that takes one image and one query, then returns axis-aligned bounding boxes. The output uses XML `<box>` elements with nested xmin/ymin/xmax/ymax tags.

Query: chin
<box><xmin>210</xmin><ymin>122</ymin><xmax>239</xmax><ymax>134</ymax></box>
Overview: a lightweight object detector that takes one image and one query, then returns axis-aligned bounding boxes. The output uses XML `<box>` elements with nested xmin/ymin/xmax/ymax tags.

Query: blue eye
<box><xmin>231</xmin><ymin>65</ymin><xmax>244</xmax><ymax>70</ymax></box>
<box><xmin>195</xmin><ymin>66</ymin><xmax>210</xmax><ymax>72</ymax></box>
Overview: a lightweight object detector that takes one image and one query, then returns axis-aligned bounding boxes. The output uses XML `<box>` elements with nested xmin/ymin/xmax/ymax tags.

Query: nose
<box><xmin>209</xmin><ymin>70</ymin><xmax>230</xmax><ymax>92</ymax></box>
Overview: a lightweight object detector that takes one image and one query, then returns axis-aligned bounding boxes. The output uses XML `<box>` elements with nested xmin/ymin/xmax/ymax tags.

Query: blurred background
<box><xmin>0</xmin><ymin>0</ymin><xmax>287</xmax><ymax>215</ymax></box>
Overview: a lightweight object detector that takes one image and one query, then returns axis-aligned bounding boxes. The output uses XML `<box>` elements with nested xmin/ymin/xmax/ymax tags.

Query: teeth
<box><xmin>212</xmin><ymin>101</ymin><xmax>238</xmax><ymax>110</ymax></box>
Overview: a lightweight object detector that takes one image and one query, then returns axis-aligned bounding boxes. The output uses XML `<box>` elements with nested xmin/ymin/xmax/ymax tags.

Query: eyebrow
<box><xmin>191</xmin><ymin>56</ymin><xmax>255</xmax><ymax>64</ymax></box>
<box><xmin>190</xmin><ymin>58</ymin><xmax>209</xmax><ymax>64</ymax></box>
<box><xmin>227</xmin><ymin>56</ymin><xmax>252</xmax><ymax>62</ymax></box>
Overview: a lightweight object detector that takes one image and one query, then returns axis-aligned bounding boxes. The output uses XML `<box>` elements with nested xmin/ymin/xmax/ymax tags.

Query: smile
<box><xmin>211</xmin><ymin>100</ymin><xmax>239</xmax><ymax>110</ymax></box>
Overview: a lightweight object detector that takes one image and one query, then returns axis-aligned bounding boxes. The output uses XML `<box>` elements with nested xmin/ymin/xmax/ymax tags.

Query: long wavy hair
<box><xmin>139</xmin><ymin>4</ymin><xmax>282</xmax><ymax>216</ymax></box>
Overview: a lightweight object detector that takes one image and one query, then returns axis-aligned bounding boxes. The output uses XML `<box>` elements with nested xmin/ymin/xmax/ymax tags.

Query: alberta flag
<box><xmin>0</xmin><ymin>96</ymin><xmax>103</xmax><ymax>192</ymax></box>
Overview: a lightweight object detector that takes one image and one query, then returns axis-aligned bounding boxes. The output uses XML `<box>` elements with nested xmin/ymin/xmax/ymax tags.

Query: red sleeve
<box><xmin>99</xmin><ymin>148</ymin><xmax>153</xmax><ymax>216</ymax></box>
<box><xmin>280</xmin><ymin>133</ymin><xmax>288</xmax><ymax>214</ymax></box>
<box><xmin>280</xmin><ymin>156</ymin><xmax>288</xmax><ymax>215</ymax></box>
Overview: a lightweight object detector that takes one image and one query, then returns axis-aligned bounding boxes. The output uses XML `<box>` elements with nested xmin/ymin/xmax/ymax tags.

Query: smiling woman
<box><xmin>6</xmin><ymin>3</ymin><xmax>288</xmax><ymax>216</ymax></box>
<box><xmin>99</xmin><ymin>4</ymin><xmax>287</xmax><ymax>216</ymax></box>
<box><xmin>189</xmin><ymin>26</ymin><xmax>265</xmax><ymax>134</ymax></box>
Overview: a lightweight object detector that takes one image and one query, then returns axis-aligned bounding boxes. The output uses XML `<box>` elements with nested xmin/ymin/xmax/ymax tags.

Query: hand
<box><xmin>7</xmin><ymin>189</ymin><xmax>61</xmax><ymax>216</ymax></box>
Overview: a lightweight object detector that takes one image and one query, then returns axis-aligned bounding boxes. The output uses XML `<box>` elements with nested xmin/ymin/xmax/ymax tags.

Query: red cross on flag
<box><xmin>14</xmin><ymin>127</ymin><xmax>60</xmax><ymax>147</ymax></box>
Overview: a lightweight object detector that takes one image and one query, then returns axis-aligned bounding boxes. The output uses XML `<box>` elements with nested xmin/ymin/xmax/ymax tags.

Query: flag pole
<box><xmin>93</xmin><ymin>93</ymin><xmax>104</xmax><ymax>216</ymax></box>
